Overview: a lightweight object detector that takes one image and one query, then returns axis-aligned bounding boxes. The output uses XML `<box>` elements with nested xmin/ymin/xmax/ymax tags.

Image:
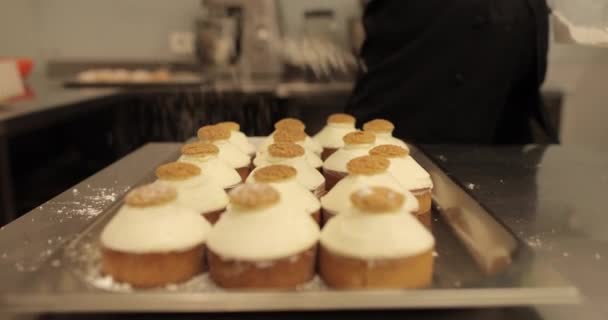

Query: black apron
<box><xmin>345</xmin><ymin>0</ymin><xmax>552</xmax><ymax>144</ymax></box>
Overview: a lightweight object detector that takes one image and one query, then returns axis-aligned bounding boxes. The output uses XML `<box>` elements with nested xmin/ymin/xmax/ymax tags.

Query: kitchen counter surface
<box><xmin>1</xmin><ymin>143</ymin><xmax>607</xmax><ymax>319</ymax></box>
<box><xmin>0</xmin><ymin>76</ymin><xmax>121</xmax><ymax>137</ymax></box>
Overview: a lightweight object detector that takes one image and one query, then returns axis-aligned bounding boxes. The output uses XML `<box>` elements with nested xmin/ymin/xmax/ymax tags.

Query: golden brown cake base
<box><xmin>321</xmin><ymin>208</ymin><xmax>336</xmax><ymax>225</ymax></box>
<box><xmin>208</xmin><ymin>246</ymin><xmax>317</xmax><ymax>289</ymax></box>
<box><xmin>101</xmin><ymin>244</ymin><xmax>204</xmax><ymax>288</ymax></box>
<box><xmin>310</xmin><ymin>210</ymin><xmax>321</xmax><ymax>225</ymax></box>
<box><xmin>321</xmin><ymin>148</ymin><xmax>338</xmax><ymax>161</ymax></box>
<box><xmin>236</xmin><ymin>166</ymin><xmax>251</xmax><ymax>182</ymax></box>
<box><xmin>412</xmin><ymin>189</ymin><xmax>432</xmax><ymax>229</ymax></box>
<box><xmin>319</xmin><ymin>245</ymin><xmax>434</xmax><ymax>289</ymax></box>
<box><xmin>202</xmin><ymin>208</ymin><xmax>225</xmax><ymax>225</ymax></box>
<box><xmin>322</xmin><ymin>168</ymin><xmax>346</xmax><ymax>191</ymax></box>
<box><xmin>313</xmin><ymin>184</ymin><xmax>327</xmax><ymax>199</ymax></box>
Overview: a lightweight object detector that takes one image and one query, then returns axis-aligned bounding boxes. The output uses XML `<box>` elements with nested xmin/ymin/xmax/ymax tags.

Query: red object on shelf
<box><xmin>6</xmin><ymin>85</ymin><xmax>35</xmax><ymax>103</ymax></box>
<box><xmin>0</xmin><ymin>57</ymin><xmax>34</xmax><ymax>78</ymax></box>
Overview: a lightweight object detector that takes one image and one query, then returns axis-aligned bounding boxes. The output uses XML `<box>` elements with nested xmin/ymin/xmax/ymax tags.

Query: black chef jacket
<box><xmin>345</xmin><ymin>0</ymin><xmax>551</xmax><ymax>144</ymax></box>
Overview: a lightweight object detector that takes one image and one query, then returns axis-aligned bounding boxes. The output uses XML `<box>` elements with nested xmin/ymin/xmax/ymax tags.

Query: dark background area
<box><xmin>7</xmin><ymin>90</ymin><xmax>347</xmax><ymax>217</ymax></box>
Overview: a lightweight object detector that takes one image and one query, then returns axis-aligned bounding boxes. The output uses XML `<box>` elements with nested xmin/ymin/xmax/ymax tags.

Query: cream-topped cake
<box><xmin>207</xmin><ymin>183</ymin><xmax>320</xmax><ymax>288</ymax></box>
<box><xmin>178</xmin><ymin>142</ymin><xmax>242</xmax><ymax>190</ymax></box>
<box><xmin>320</xmin><ymin>155</ymin><xmax>419</xmax><ymax>223</ymax></box>
<box><xmin>320</xmin><ymin>186</ymin><xmax>435</xmax><ymax>289</ymax></box>
<box><xmin>322</xmin><ymin>131</ymin><xmax>376</xmax><ymax>191</ymax></box>
<box><xmin>313</xmin><ymin>113</ymin><xmax>358</xmax><ymax>161</ymax></box>
<box><xmin>259</xmin><ymin>118</ymin><xmax>323</xmax><ymax>156</ymax></box>
<box><xmin>363</xmin><ymin>119</ymin><xmax>408</xmax><ymax>149</ymax></box>
<box><xmin>370</xmin><ymin>144</ymin><xmax>433</xmax><ymax>227</ymax></box>
<box><xmin>256</xmin><ymin>142</ymin><xmax>326</xmax><ymax>197</ymax></box>
<box><xmin>254</xmin><ymin>128</ymin><xmax>323</xmax><ymax>169</ymax></box>
<box><xmin>215</xmin><ymin>121</ymin><xmax>256</xmax><ymax>157</ymax></box>
<box><xmin>100</xmin><ymin>183</ymin><xmax>211</xmax><ymax>288</ymax></box>
<box><xmin>155</xmin><ymin>162</ymin><xmax>228</xmax><ymax>224</ymax></box>
<box><xmin>198</xmin><ymin>125</ymin><xmax>251</xmax><ymax>181</ymax></box>
<box><xmin>247</xmin><ymin>164</ymin><xmax>321</xmax><ymax>224</ymax></box>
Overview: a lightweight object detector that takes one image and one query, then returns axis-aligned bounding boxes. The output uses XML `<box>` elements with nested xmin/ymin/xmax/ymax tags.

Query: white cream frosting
<box><xmin>253</xmin><ymin>155</ymin><xmax>324</xmax><ymax>191</ymax></box>
<box><xmin>229</xmin><ymin>131</ymin><xmax>256</xmax><ymax>156</ymax></box>
<box><xmin>206</xmin><ymin>201</ymin><xmax>320</xmax><ymax>261</ymax></box>
<box><xmin>322</xmin><ymin>143</ymin><xmax>376</xmax><ymax>173</ymax></box>
<box><xmin>211</xmin><ymin>140</ymin><xmax>251</xmax><ymax>169</ymax></box>
<box><xmin>313</xmin><ymin>123</ymin><xmax>357</xmax><ymax>149</ymax></box>
<box><xmin>320</xmin><ymin>206</ymin><xmax>434</xmax><ymax>259</ymax></box>
<box><xmin>320</xmin><ymin>172</ymin><xmax>419</xmax><ymax>214</ymax></box>
<box><xmin>246</xmin><ymin>173</ymin><xmax>321</xmax><ymax>214</ymax></box>
<box><xmin>387</xmin><ymin>156</ymin><xmax>434</xmax><ymax>191</ymax></box>
<box><xmin>305</xmin><ymin>136</ymin><xmax>323</xmax><ymax>155</ymax></box>
<box><xmin>100</xmin><ymin>201</ymin><xmax>211</xmax><ymax>254</ymax></box>
<box><xmin>258</xmin><ymin>132</ymin><xmax>322</xmax><ymax>156</ymax></box>
<box><xmin>157</xmin><ymin>175</ymin><xmax>228</xmax><ymax>214</ymax></box>
<box><xmin>178</xmin><ymin>154</ymin><xmax>242</xmax><ymax>189</ymax></box>
<box><xmin>374</xmin><ymin>132</ymin><xmax>409</xmax><ymax>149</ymax></box>
<box><xmin>254</xmin><ymin>148</ymin><xmax>322</xmax><ymax>169</ymax></box>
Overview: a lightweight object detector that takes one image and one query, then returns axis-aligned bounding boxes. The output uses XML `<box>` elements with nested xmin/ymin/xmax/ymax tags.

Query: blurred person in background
<box><xmin>346</xmin><ymin>0</ymin><xmax>557</xmax><ymax>144</ymax></box>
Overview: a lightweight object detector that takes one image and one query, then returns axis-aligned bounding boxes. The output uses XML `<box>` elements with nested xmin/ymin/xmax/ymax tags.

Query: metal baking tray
<box><xmin>64</xmin><ymin>73</ymin><xmax>208</xmax><ymax>88</ymax></box>
<box><xmin>0</xmin><ymin>144</ymin><xmax>580</xmax><ymax>312</ymax></box>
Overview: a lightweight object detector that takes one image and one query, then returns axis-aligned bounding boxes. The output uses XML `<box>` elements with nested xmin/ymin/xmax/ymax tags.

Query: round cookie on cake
<box><xmin>100</xmin><ymin>183</ymin><xmax>211</xmax><ymax>288</ymax></box>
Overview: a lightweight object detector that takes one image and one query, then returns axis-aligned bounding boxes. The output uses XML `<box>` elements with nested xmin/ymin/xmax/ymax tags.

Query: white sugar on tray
<box><xmin>52</xmin><ymin>186</ymin><xmax>127</xmax><ymax>220</ymax></box>
<box><xmin>526</xmin><ymin>235</ymin><xmax>543</xmax><ymax>249</ymax></box>
<box><xmin>91</xmin><ymin>275</ymin><xmax>132</xmax><ymax>292</ymax></box>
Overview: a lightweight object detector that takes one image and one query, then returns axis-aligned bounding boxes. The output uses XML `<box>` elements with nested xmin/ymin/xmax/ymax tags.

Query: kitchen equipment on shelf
<box><xmin>196</xmin><ymin>0</ymin><xmax>283</xmax><ymax>80</ymax></box>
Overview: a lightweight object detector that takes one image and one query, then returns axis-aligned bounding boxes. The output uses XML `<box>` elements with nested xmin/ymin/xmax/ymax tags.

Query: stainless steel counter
<box><xmin>0</xmin><ymin>143</ymin><xmax>607</xmax><ymax>319</ymax></box>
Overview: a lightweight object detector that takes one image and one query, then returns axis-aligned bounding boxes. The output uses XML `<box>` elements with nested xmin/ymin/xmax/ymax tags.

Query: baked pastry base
<box><xmin>101</xmin><ymin>244</ymin><xmax>204</xmax><ymax>288</ymax></box>
<box><xmin>312</xmin><ymin>183</ymin><xmax>327</xmax><ymax>199</ymax></box>
<box><xmin>322</xmin><ymin>168</ymin><xmax>346</xmax><ymax>191</ymax></box>
<box><xmin>319</xmin><ymin>245</ymin><xmax>433</xmax><ymax>289</ymax></box>
<box><xmin>412</xmin><ymin>189</ymin><xmax>432</xmax><ymax>229</ymax></box>
<box><xmin>208</xmin><ymin>246</ymin><xmax>317</xmax><ymax>289</ymax></box>
<box><xmin>310</xmin><ymin>210</ymin><xmax>321</xmax><ymax>225</ymax></box>
<box><xmin>236</xmin><ymin>166</ymin><xmax>251</xmax><ymax>182</ymax></box>
<box><xmin>321</xmin><ymin>147</ymin><xmax>338</xmax><ymax>161</ymax></box>
<box><xmin>203</xmin><ymin>208</ymin><xmax>225</xmax><ymax>225</ymax></box>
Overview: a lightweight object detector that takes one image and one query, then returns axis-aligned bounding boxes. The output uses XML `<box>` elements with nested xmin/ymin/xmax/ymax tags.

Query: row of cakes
<box><xmin>98</xmin><ymin>115</ymin><xmax>435</xmax><ymax>289</ymax></box>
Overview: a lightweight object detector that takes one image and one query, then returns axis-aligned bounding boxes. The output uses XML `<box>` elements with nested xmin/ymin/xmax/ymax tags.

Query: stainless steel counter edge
<box><xmin>0</xmin><ymin>143</ymin><xmax>181</xmax><ymax>289</ymax></box>
<box><xmin>2</xmin><ymin>288</ymin><xmax>580</xmax><ymax>313</ymax></box>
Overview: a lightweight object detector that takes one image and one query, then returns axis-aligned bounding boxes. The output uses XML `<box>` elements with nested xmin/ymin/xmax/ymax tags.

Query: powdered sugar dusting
<box><xmin>67</xmin><ymin>227</ymin><xmax>325</xmax><ymax>293</ymax></box>
<box><xmin>49</xmin><ymin>185</ymin><xmax>129</xmax><ymax>221</ymax></box>
<box><xmin>5</xmin><ymin>185</ymin><xmax>129</xmax><ymax>273</ymax></box>
<box><xmin>526</xmin><ymin>235</ymin><xmax>543</xmax><ymax>249</ymax></box>
<box><xmin>91</xmin><ymin>275</ymin><xmax>133</xmax><ymax>292</ymax></box>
